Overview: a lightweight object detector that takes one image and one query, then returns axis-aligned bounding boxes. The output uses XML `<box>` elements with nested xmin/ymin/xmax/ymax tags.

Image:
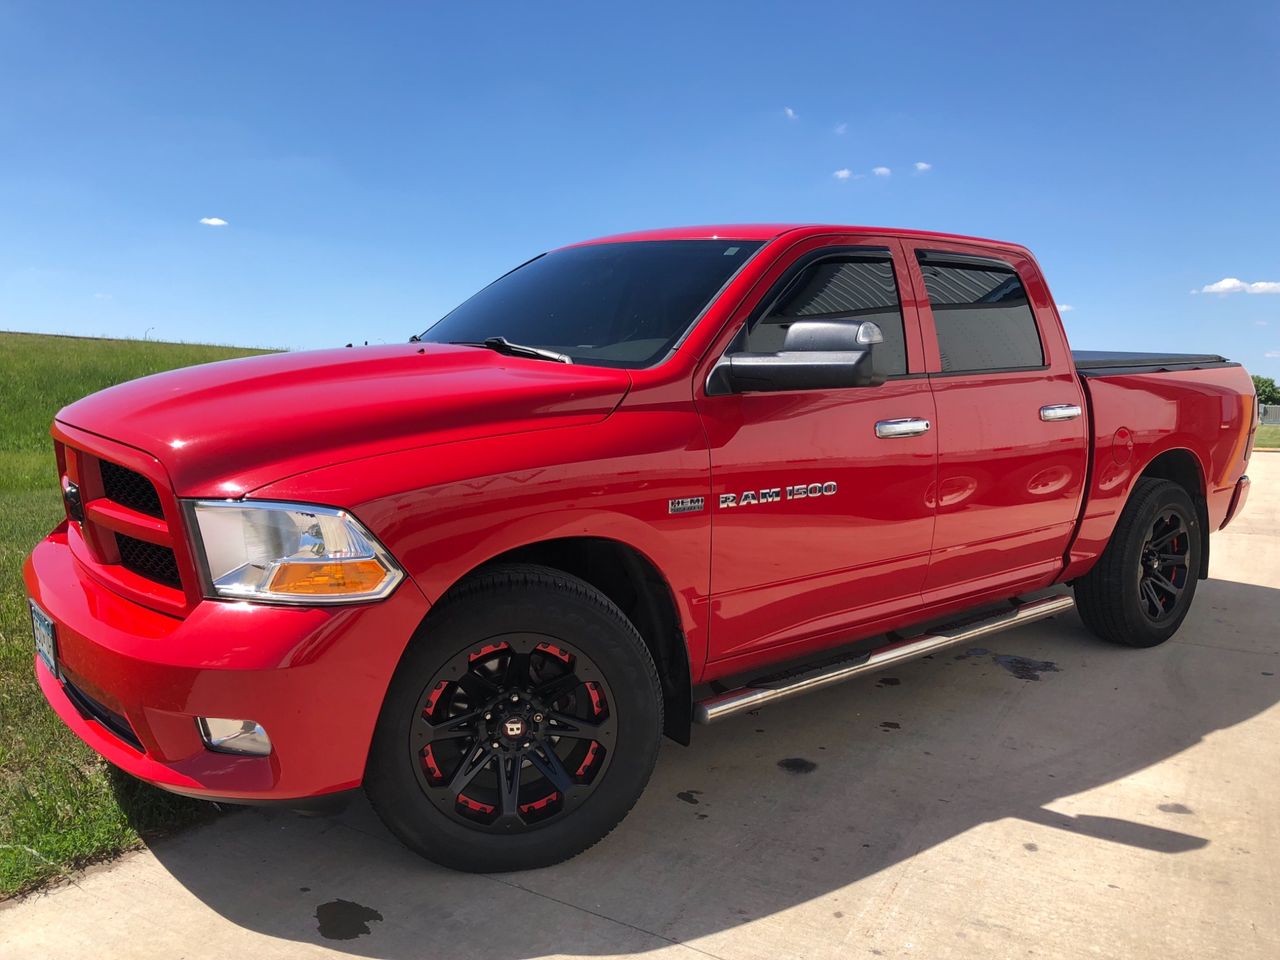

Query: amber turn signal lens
<box><xmin>266</xmin><ymin>559</ymin><xmax>390</xmax><ymax>596</ymax></box>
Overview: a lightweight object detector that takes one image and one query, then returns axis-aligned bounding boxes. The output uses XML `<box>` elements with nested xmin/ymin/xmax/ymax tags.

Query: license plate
<box><xmin>30</xmin><ymin>600</ymin><xmax>58</xmax><ymax>676</ymax></box>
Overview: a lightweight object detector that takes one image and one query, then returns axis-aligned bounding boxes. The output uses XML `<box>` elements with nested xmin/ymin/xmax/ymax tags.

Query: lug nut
<box><xmin>532</xmin><ymin>713</ymin><xmax>544</xmax><ymax>723</ymax></box>
<box><xmin>484</xmin><ymin>712</ymin><xmax>492</xmax><ymax>721</ymax></box>
<box><xmin>491</xmin><ymin>741</ymin><xmax>501</xmax><ymax>749</ymax></box>
<box><xmin>510</xmin><ymin>693</ymin><xmax>520</xmax><ymax>703</ymax></box>
<box><xmin>521</xmin><ymin>741</ymin><xmax>530</xmax><ymax>749</ymax></box>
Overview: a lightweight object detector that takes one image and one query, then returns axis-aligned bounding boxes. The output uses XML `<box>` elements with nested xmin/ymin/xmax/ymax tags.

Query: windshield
<box><xmin>418</xmin><ymin>239</ymin><xmax>763</xmax><ymax>368</ymax></box>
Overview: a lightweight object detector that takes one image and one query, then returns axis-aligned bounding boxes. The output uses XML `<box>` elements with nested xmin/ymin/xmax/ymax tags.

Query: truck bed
<box><xmin>1072</xmin><ymin>350</ymin><xmax>1239</xmax><ymax>376</ymax></box>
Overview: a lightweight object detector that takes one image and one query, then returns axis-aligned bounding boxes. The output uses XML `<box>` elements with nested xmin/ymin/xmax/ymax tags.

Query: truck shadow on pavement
<box><xmin>138</xmin><ymin>576</ymin><xmax>1280</xmax><ymax>958</ymax></box>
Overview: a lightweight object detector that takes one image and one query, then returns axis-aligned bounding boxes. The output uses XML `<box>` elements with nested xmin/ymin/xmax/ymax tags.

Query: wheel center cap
<box><xmin>502</xmin><ymin>716</ymin><xmax>527</xmax><ymax>739</ymax></box>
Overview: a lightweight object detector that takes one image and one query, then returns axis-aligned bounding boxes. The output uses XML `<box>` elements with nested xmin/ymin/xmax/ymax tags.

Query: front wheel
<box><xmin>1074</xmin><ymin>478</ymin><xmax>1203</xmax><ymax>648</ymax></box>
<box><xmin>365</xmin><ymin>564</ymin><xmax>663</xmax><ymax>872</ymax></box>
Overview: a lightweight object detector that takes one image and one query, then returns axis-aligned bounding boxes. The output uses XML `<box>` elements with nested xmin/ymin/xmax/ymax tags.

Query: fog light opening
<box><xmin>197</xmin><ymin>717</ymin><xmax>272</xmax><ymax>756</ymax></box>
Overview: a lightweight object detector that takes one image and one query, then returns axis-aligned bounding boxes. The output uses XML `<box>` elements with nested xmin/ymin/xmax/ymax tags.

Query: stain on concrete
<box><xmin>955</xmin><ymin>647</ymin><xmax>990</xmax><ymax>660</ymax></box>
<box><xmin>777</xmin><ymin>757</ymin><xmax>817</xmax><ymax>774</ymax></box>
<box><xmin>677</xmin><ymin>789</ymin><xmax>702</xmax><ymax>805</ymax></box>
<box><xmin>299</xmin><ymin>886</ymin><xmax>311</xmax><ymax>893</ymax></box>
<box><xmin>1263</xmin><ymin>672</ymin><xmax>1275</xmax><ymax>677</ymax></box>
<box><xmin>315</xmin><ymin>900</ymin><xmax>383</xmax><ymax>941</ymax></box>
<box><xmin>1159</xmin><ymin>802</ymin><xmax>1194</xmax><ymax>814</ymax></box>
<box><xmin>1023</xmin><ymin>842</ymin><xmax>1039</xmax><ymax>851</ymax></box>
<box><xmin>880</xmin><ymin>721</ymin><xmax>901</xmax><ymax>730</ymax></box>
<box><xmin>876</xmin><ymin>677</ymin><xmax>901</xmax><ymax>687</ymax></box>
<box><xmin>695</xmin><ymin>813</ymin><xmax>708</xmax><ymax>820</ymax></box>
<box><xmin>992</xmin><ymin>654</ymin><xmax>1060</xmax><ymax>681</ymax></box>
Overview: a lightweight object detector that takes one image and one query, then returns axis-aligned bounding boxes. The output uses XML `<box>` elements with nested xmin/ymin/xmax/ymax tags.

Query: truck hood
<box><xmin>56</xmin><ymin>343</ymin><xmax>632</xmax><ymax>497</ymax></box>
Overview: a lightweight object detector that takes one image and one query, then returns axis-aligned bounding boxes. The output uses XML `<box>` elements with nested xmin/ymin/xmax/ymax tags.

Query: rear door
<box><xmin>900</xmin><ymin>241</ymin><xmax>1088</xmax><ymax>601</ymax></box>
<box><xmin>696</xmin><ymin>236</ymin><xmax>938</xmax><ymax>667</ymax></box>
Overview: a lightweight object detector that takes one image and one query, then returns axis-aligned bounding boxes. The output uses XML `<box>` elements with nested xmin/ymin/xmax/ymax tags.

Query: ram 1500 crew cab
<box><xmin>25</xmin><ymin>225</ymin><xmax>1257</xmax><ymax>871</ymax></box>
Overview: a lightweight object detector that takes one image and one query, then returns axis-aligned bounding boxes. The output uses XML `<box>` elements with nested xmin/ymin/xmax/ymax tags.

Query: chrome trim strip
<box><xmin>694</xmin><ymin>593</ymin><xmax>1075</xmax><ymax>724</ymax></box>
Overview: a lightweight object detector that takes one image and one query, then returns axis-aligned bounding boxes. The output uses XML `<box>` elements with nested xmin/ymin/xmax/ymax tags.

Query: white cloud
<box><xmin>872</xmin><ymin>166</ymin><xmax>891</xmax><ymax>177</ymax></box>
<box><xmin>1057</xmin><ymin>304</ymin><xmax>1074</xmax><ymax>313</ymax></box>
<box><xmin>1199</xmin><ymin>277</ymin><xmax>1280</xmax><ymax>295</ymax></box>
<box><xmin>1256</xmin><ymin>320</ymin><xmax>1269</xmax><ymax>326</ymax></box>
<box><xmin>783</xmin><ymin>107</ymin><xmax>798</xmax><ymax>120</ymax></box>
<box><xmin>834</xmin><ymin>122</ymin><xmax>847</xmax><ymax>135</ymax></box>
<box><xmin>93</xmin><ymin>292</ymin><xmax>112</xmax><ymax>300</ymax></box>
<box><xmin>914</xmin><ymin>161</ymin><xmax>932</xmax><ymax>172</ymax></box>
<box><xmin>833</xmin><ymin>168</ymin><xmax>852</xmax><ymax>180</ymax></box>
<box><xmin>199</xmin><ymin>216</ymin><xmax>229</xmax><ymax>227</ymax></box>
<box><xmin>1266</xmin><ymin>350</ymin><xmax>1280</xmax><ymax>358</ymax></box>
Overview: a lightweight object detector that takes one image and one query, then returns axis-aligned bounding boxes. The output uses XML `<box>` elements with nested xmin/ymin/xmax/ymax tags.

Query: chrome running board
<box><xmin>693</xmin><ymin>593</ymin><xmax>1075</xmax><ymax>724</ymax></box>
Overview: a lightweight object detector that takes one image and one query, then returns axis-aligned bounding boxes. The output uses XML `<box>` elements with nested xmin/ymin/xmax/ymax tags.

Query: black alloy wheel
<box><xmin>412</xmin><ymin>634</ymin><xmax>615</xmax><ymax>832</ymax></box>
<box><xmin>1136</xmin><ymin>510</ymin><xmax>1191</xmax><ymax>623</ymax></box>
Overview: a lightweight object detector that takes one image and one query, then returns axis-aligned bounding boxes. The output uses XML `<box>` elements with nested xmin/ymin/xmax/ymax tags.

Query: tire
<box><xmin>1074</xmin><ymin>478</ymin><xmax>1203</xmax><ymax>648</ymax></box>
<box><xmin>365</xmin><ymin>563</ymin><xmax>663</xmax><ymax>872</ymax></box>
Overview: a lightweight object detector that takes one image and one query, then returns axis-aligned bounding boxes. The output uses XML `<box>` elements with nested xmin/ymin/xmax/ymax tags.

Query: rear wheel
<box><xmin>1074</xmin><ymin>478</ymin><xmax>1202</xmax><ymax>647</ymax></box>
<box><xmin>365</xmin><ymin>564</ymin><xmax>663</xmax><ymax>872</ymax></box>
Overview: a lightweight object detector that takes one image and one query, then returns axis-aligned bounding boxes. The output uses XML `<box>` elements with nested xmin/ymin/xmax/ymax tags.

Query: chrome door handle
<box><xmin>875</xmin><ymin>418</ymin><xmax>931</xmax><ymax>439</ymax></box>
<box><xmin>1040</xmin><ymin>404</ymin><xmax>1082</xmax><ymax>422</ymax></box>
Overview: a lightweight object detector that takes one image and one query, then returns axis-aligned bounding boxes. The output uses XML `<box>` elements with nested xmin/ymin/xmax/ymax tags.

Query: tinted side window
<box><xmin>918</xmin><ymin>255</ymin><xmax>1044</xmax><ymax>372</ymax></box>
<box><xmin>746</xmin><ymin>255</ymin><xmax>908</xmax><ymax>376</ymax></box>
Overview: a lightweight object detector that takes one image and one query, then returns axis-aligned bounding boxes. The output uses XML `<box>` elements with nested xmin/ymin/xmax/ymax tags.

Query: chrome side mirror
<box><xmin>707</xmin><ymin>320</ymin><xmax>887</xmax><ymax>395</ymax></box>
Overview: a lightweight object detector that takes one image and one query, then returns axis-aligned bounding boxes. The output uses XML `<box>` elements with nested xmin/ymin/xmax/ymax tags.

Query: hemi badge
<box><xmin>668</xmin><ymin>496</ymin><xmax>705</xmax><ymax>515</ymax></box>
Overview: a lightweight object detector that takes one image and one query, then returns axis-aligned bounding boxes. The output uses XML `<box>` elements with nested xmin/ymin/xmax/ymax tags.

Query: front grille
<box><xmin>100</xmin><ymin>460</ymin><xmax>163</xmax><ymax>518</ymax></box>
<box><xmin>63</xmin><ymin>678</ymin><xmax>143</xmax><ymax>751</ymax></box>
<box><xmin>117</xmin><ymin>533</ymin><xmax>181</xmax><ymax>589</ymax></box>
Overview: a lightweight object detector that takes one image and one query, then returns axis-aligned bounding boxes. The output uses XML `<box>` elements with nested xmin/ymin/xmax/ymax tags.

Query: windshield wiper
<box><xmin>450</xmin><ymin>337</ymin><xmax>573</xmax><ymax>364</ymax></box>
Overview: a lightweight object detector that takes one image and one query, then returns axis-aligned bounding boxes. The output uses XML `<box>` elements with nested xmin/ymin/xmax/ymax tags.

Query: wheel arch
<box><xmin>434</xmin><ymin>536</ymin><xmax>693</xmax><ymax>745</ymax></box>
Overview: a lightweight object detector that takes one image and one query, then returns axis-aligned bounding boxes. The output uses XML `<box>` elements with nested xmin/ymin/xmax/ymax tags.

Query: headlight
<box><xmin>186</xmin><ymin>500</ymin><xmax>404</xmax><ymax>604</ymax></box>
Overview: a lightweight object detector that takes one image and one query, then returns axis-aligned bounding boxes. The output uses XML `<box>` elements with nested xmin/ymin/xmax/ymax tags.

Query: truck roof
<box><xmin>570</xmin><ymin>223</ymin><xmax>1028</xmax><ymax>254</ymax></box>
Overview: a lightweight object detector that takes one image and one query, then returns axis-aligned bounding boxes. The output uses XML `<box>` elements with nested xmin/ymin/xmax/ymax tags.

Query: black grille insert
<box><xmin>100</xmin><ymin>460</ymin><xmax>163</xmax><ymax>518</ymax></box>
<box><xmin>117</xmin><ymin>533</ymin><xmax>181</xmax><ymax>589</ymax></box>
<box><xmin>63</xmin><ymin>678</ymin><xmax>143</xmax><ymax>751</ymax></box>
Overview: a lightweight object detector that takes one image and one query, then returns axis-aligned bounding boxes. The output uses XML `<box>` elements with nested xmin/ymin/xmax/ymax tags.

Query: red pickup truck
<box><xmin>25</xmin><ymin>224</ymin><xmax>1257</xmax><ymax>872</ymax></box>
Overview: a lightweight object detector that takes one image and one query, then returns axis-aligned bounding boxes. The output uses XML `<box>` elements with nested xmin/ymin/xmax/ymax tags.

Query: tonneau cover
<box><xmin>1072</xmin><ymin>350</ymin><xmax>1237</xmax><ymax>376</ymax></box>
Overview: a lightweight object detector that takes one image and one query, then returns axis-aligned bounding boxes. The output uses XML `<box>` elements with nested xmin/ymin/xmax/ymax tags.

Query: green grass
<box><xmin>1255</xmin><ymin>424</ymin><xmax>1280</xmax><ymax>449</ymax></box>
<box><xmin>0</xmin><ymin>331</ymin><xmax>274</xmax><ymax>898</ymax></box>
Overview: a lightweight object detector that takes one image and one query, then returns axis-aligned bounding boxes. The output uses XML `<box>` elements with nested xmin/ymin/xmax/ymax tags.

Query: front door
<box><xmin>697</xmin><ymin>236</ymin><xmax>938</xmax><ymax>667</ymax></box>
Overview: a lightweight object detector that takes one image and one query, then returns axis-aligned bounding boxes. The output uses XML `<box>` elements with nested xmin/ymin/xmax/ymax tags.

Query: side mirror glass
<box><xmin>707</xmin><ymin>320</ymin><xmax>887</xmax><ymax>395</ymax></box>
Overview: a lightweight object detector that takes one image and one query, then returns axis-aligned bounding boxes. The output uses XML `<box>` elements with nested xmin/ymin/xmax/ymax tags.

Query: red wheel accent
<box><xmin>534</xmin><ymin>641</ymin><xmax>573</xmax><ymax>665</ymax></box>
<box><xmin>421</xmin><ymin>680</ymin><xmax>450</xmax><ymax>720</ymax></box>
<box><xmin>518</xmin><ymin>791</ymin><xmax>560</xmax><ymax>815</ymax></box>
<box><xmin>421</xmin><ymin>744</ymin><xmax>444</xmax><ymax>783</ymax></box>
<box><xmin>585</xmin><ymin>681</ymin><xmax>606</xmax><ymax>718</ymax></box>
<box><xmin>456</xmin><ymin>794</ymin><xmax>496</xmax><ymax>816</ymax></box>
<box><xmin>575</xmin><ymin>741</ymin><xmax>602</xmax><ymax>779</ymax></box>
<box><xmin>468</xmin><ymin>641</ymin><xmax>511</xmax><ymax>664</ymax></box>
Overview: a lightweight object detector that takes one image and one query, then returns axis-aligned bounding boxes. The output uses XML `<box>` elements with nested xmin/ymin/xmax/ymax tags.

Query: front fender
<box><xmin>250</xmin><ymin>410</ymin><xmax>713</xmax><ymax>671</ymax></box>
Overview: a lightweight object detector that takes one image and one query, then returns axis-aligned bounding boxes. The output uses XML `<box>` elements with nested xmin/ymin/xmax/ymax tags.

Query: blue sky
<box><xmin>2</xmin><ymin>1</ymin><xmax>1277</xmax><ymax>376</ymax></box>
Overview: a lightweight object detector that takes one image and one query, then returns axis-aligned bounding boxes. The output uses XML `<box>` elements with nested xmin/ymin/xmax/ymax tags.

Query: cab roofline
<box><xmin>565</xmin><ymin>224</ymin><xmax>1029</xmax><ymax>255</ymax></box>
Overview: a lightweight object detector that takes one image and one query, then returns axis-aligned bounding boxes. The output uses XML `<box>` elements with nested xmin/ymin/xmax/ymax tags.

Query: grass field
<box><xmin>1256</xmin><ymin>424</ymin><xmax>1280</xmax><ymax>449</ymax></box>
<box><xmin>0</xmin><ymin>331</ymin><xmax>273</xmax><ymax>898</ymax></box>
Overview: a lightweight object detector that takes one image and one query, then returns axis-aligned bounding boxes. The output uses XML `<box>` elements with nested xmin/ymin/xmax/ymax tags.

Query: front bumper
<box><xmin>24</xmin><ymin>525</ymin><xmax>431</xmax><ymax>802</ymax></box>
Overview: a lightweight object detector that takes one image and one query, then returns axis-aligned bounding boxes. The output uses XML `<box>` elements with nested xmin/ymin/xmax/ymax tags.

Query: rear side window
<box><xmin>917</xmin><ymin>253</ymin><xmax>1044</xmax><ymax>372</ymax></box>
<box><xmin>747</xmin><ymin>253</ymin><xmax>907</xmax><ymax>376</ymax></box>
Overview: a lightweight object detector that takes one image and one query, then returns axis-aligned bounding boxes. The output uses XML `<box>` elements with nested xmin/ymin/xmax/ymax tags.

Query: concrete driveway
<box><xmin>4</xmin><ymin>456</ymin><xmax>1278</xmax><ymax>960</ymax></box>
